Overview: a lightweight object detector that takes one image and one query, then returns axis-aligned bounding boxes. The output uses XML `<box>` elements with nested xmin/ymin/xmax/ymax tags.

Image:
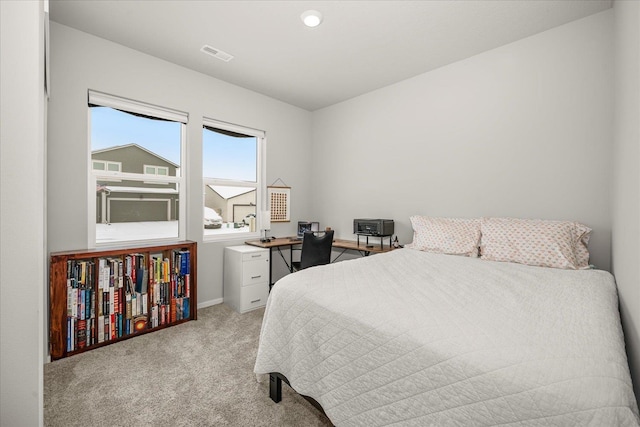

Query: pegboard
<box><xmin>267</xmin><ymin>186</ymin><xmax>290</xmax><ymax>222</ymax></box>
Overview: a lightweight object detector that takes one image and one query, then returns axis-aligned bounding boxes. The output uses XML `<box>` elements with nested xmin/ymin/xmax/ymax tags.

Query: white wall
<box><xmin>312</xmin><ymin>11</ymin><xmax>614</xmax><ymax>271</ymax></box>
<box><xmin>612</xmin><ymin>0</ymin><xmax>640</xmax><ymax>406</ymax></box>
<box><xmin>0</xmin><ymin>1</ymin><xmax>45</xmax><ymax>425</ymax></box>
<box><xmin>47</xmin><ymin>23</ymin><xmax>312</xmax><ymax>307</ymax></box>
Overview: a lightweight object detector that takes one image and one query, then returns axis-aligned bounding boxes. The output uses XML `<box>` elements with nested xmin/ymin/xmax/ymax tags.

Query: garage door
<box><xmin>109</xmin><ymin>200</ymin><xmax>169</xmax><ymax>223</ymax></box>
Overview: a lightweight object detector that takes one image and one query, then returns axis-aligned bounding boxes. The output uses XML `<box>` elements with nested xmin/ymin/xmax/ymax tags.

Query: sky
<box><xmin>91</xmin><ymin>106</ymin><xmax>257</xmax><ymax>181</ymax></box>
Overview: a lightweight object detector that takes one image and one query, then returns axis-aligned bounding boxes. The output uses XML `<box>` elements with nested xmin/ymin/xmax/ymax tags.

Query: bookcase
<box><xmin>49</xmin><ymin>241</ymin><xmax>197</xmax><ymax>360</ymax></box>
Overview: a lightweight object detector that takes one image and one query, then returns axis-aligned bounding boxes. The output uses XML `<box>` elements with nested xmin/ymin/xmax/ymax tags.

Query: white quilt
<box><xmin>254</xmin><ymin>249</ymin><xmax>640</xmax><ymax>426</ymax></box>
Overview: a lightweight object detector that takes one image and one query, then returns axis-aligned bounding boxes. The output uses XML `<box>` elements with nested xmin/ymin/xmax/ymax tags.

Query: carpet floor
<box><xmin>44</xmin><ymin>303</ymin><xmax>333</xmax><ymax>426</ymax></box>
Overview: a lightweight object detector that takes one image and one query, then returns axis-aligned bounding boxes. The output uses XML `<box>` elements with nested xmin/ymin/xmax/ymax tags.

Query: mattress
<box><xmin>254</xmin><ymin>248</ymin><xmax>640</xmax><ymax>426</ymax></box>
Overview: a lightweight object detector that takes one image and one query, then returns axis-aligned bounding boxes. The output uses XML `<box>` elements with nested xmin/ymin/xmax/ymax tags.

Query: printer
<box><xmin>353</xmin><ymin>219</ymin><xmax>394</xmax><ymax>237</ymax></box>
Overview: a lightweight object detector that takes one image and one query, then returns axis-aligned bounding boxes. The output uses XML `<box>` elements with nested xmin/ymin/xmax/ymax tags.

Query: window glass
<box><xmin>202</xmin><ymin>123</ymin><xmax>263</xmax><ymax>239</ymax></box>
<box><xmin>90</xmin><ymin>104</ymin><xmax>183</xmax><ymax>245</ymax></box>
<box><xmin>202</xmin><ymin>128</ymin><xmax>257</xmax><ymax>182</ymax></box>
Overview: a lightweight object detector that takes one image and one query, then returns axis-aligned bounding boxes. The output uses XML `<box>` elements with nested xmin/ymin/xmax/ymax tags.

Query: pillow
<box><xmin>406</xmin><ymin>216</ymin><xmax>481</xmax><ymax>257</ymax></box>
<box><xmin>574</xmin><ymin>222</ymin><xmax>592</xmax><ymax>268</ymax></box>
<box><xmin>479</xmin><ymin>217</ymin><xmax>592</xmax><ymax>269</ymax></box>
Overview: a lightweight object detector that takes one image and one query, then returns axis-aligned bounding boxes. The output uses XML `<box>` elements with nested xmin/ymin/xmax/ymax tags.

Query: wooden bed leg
<box><xmin>270</xmin><ymin>373</ymin><xmax>282</xmax><ymax>403</ymax></box>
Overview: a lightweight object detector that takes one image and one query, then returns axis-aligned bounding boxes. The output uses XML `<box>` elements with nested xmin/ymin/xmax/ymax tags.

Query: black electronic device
<box><xmin>353</xmin><ymin>219</ymin><xmax>394</xmax><ymax>237</ymax></box>
<box><xmin>297</xmin><ymin>221</ymin><xmax>320</xmax><ymax>239</ymax></box>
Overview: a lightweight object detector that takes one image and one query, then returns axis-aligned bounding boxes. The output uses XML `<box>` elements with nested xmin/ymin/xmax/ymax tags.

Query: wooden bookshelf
<box><xmin>49</xmin><ymin>241</ymin><xmax>197</xmax><ymax>360</ymax></box>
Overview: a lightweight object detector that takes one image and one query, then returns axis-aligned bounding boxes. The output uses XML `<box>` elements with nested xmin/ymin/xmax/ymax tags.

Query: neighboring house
<box><xmin>205</xmin><ymin>185</ymin><xmax>255</xmax><ymax>223</ymax></box>
<box><xmin>93</xmin><ymin>144</ymin><xmax>179</xmax><ymax>223</ymax></box>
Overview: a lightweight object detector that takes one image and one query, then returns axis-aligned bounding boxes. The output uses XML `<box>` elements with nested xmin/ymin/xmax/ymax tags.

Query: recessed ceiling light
<box><xmin>301</xmin><ymin>10</ymin><xmax>323</xmax><ymax>28</ymax></box>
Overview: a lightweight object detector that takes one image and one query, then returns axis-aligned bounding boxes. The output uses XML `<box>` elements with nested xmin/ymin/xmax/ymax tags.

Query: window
<box><xmin>89</xmin><ymin>90</ymin><xmax>187</xmax><ymax>246</ymax></box>
<box><xmin>92</xmin><ymin>160</ymin><xmax>121</xmax><ymax>172</ymax></box>
<box><xmin>202</xmin><ymin>118</ymin><xmax>265</xmax><ymax>239</ymax></box>
<box><xmin>144</xmin><ymin>164</ymin><xmax>169</xmax><ymax>176</ymax></box>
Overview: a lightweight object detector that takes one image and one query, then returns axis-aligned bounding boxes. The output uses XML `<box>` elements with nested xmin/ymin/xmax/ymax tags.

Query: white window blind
<box><xmin>88</xmin><ymin>90</ymin><xmax>188</xmax><ymax>124</ymax></box>
<box><xmin>202</xmin><ymin>117</ymin><xmax>265</xmax><ymax>139</ymax></box>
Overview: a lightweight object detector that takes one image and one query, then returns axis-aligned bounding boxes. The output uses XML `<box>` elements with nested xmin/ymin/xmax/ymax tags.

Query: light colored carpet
<box><xmin>44</xmin><ymin>303</ymin><xmax>333</xmax><ymax>426</ymax></box>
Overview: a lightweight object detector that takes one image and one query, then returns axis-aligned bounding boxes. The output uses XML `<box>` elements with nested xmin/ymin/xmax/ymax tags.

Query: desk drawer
<box><xmin>240</xmin><ymin>282</ymin><xmax>268</xmax><ymax>313</ymax></box>
<box><xmin>243</xmin><ymin>251</ymin><xmax>269</xmax><ymax>262</ymax></box>
<box><xmin>242</xmin><ymin>259</ymin><xmax>269</xmax><ymax>286</ymax></box>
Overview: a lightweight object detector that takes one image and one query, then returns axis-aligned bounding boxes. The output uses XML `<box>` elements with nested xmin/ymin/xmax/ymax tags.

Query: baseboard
<box><xmin>198</xmin><ymin>298</ymin><xmax>223</xmax><ymax>309</ymax></box>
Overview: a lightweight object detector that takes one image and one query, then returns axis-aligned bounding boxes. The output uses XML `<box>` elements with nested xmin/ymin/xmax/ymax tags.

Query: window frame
<box><xmin>144</xmin><ymin>164</ymin><xmax>169</xmax><ymax>176</ymax></box>
<box><xmin>92</xmin><ymin>160</ymin><xmax>122</xmax><ymax>172</ymax></box>
<box><xmin>202</xmin><ymin>117</ymin><xmax>266</xmax><ymax>242</ymax></box>
<box><xmin>87</xmin><ymin>90</ymin><xmax>188</xmax><ymax>248</ymax></box>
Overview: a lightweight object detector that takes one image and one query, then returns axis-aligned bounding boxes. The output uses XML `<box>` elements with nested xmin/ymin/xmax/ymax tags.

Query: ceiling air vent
<box><xmin>200</xmin><ymin>45</ymin><xmax>234</xmax><ymax>62</ymax></box>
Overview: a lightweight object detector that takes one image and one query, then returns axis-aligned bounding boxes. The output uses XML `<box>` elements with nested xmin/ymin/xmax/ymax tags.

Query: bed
<box><xmin>254</xmin><ymin>217</ymin><xmax>640</xmax><ymax>426</ymax></box>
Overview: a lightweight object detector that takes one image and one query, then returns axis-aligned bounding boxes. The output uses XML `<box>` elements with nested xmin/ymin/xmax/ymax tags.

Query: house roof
<box><xmin>208</xmin><ymin>185</ymin><xmax>255</xmax><ymax>200</ymax></box>
<box><xmin>92</xmin><ymin>143</ymin><xmax>179</xmax><ymax>168</ymax></box>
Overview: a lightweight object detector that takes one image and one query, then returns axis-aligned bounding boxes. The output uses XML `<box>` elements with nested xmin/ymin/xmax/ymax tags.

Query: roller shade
<box><xmin>203</xmin><ymin>117</ymin><xmax>265</xmax><ymax>139</ymax></box>
<box><xmin>88</xmin><ymin>90</ymin><xmax>188</xmax><ymax>124</ymax></box>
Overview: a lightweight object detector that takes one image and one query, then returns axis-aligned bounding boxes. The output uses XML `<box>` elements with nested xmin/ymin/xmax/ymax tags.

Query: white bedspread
<box><xmin>254</xmin><ymin>249</ymin><xmax>640</xmax><ymax>426</ymax></box>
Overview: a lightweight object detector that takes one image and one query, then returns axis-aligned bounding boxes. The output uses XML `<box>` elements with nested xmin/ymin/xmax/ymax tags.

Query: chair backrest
<box><xmin>300</xmin><ymin>230</ymin><xmax>334</xmax><ymax>270</ymax></box>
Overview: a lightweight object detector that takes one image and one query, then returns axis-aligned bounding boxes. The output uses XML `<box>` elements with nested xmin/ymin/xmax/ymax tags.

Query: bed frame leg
<box><xmin>269</xmin><ymin>373</ymin><xmax>282</xmax><ymax>403</ymax></box>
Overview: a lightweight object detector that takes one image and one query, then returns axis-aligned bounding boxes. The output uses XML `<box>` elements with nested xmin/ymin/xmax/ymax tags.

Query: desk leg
<box><xmin>268</xmin><ymin>247</ymin><xmax>273</xmax><ymax>291</ymax></box>
<box><xmin>331</xmin><ymin>248</ymin><xmax>349</xmax><ymax>263</ymax></box>
<box><xmin>274</xmin><ymin>246</ymin><xmax>293</xmax><ymax>273</ymax></box>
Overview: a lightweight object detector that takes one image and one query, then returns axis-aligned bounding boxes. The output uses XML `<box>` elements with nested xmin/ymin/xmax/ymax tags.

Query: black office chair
<box><xmin>292</xmin><ymin>230</ymin><xmax>334</xmax><ymax>271</ymax></box>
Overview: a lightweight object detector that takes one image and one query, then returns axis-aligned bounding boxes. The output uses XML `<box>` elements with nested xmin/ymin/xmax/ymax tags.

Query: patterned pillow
<box><xmin>574</xmin><ymin>222</ymin><xmax>592</xmax><ymax>269</ymax></box>
<box><xmin>406</xmin><ymin>216</ymin><xmax>481</xmax><ymax>257</ymax></box>
<box><xmin>480</xmin><ymin>217</ymin><xmax>592</xmax><ymax>269</ymax></box>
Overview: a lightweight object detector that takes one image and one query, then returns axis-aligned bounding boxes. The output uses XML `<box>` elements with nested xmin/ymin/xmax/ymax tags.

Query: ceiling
<box><xmin>49</xmin><ymin>0</ymin><xmax>612</xmax><ymax>111</ymax></box>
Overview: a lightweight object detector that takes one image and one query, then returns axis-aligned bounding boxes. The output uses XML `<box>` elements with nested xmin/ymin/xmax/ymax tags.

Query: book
<box><xmin>109</xmin><ymin>287</ymin><xmax>115</xmax><ymax>315</ymax></box>
<box><xmin>67</xmin><ymin>317</ymin><xmax>71</xmax><ymax>352</ymax></box>
<box><xmin>104</xmin><ymin>316</ymin><xmax>110</xmax><ymax>342</ymax></box>
<box><xmin>85</xmin><ymin>288</ymin><xmax>91</xmax><ymax>320</ymax></box>
<box><xmin>97</xmin><ymin>315</ymin><xmax>105</xmax><ymax>343</ymax></box>
<box><xmin>89</xmin><ymin>318</ymin><xmax>95</xmax><ymax>346</ymax></box>
<box><xmin>79</xmin><ymin>289</ymin><xmax>85</xmax><ymax>321</ymax></box>
<box><xmin>135</xmin><ymin>268</ymin><xmax>148</xmax><ymax>294</ymax></box>
<box><xmin>110</xmin><ymin>313</ymin><xmax>116</xmax><ymax>340</ymax></box>
<box><xmin>70</xmin><ymin>317</ymin><xmax>75</xmax><ymax>351</ymax></box>
<box><xmin>141</xmin><ymin>293</ymin><xmax>148</xmax><ymax>315</ymax></box>
<box><xmin>132</xmin><ymin>293</ymin><xmax>138</xmax><ymax>317</ymax></box>
<box><xmin>117</xmin><ymin>313</ymin><xmax>123</xmax><ymax>338</ymax></box>
<box><xmin>151</xmin><ymin>305</ymin><xmax>158</xmax><ymax>328</ymax></box>
<box><xmin>180</xmin><ymin>250</ymin><xmax>190</xmax><ymax>275</ymax></box>
<box><xmin>126</xmin><ymin>294</ymin><xmax>132</xmax><ymax>320</ymax></box>
<box><xmin>183</xmin><ymin>298</ymin><xmax>190</xmax><ymax>319</ymax></box>
<box><xmin>85</xmin><ymin>318</ymin><xmax>92</xmax><ymax>347</ymax></box>
<box><xmin>76</xmin><ymin>319</ymin><xmax>86</xmax><ymax>349</ymax></box>
<box><xmin>67</xmin><ymin>286</ymin><xmax>73</xmax><ymax>317</ymax></box>
<box><xmin>114</xmin><ymin>289</ymin><xmax>119</xmax><ymax>317</ymax></box>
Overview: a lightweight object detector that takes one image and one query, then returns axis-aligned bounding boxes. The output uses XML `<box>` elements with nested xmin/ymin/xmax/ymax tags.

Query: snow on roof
<box><xmin>208</xmin><ymin>185</ymin><xmax>255</xmax><ymax>200</ymax></box>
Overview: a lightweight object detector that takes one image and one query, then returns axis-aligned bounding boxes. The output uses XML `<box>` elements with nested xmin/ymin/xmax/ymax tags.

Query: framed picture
<box><xmin>267</xmin><ymin>186</ymin><xmax>290</xmax><ymax>222</ymax></box>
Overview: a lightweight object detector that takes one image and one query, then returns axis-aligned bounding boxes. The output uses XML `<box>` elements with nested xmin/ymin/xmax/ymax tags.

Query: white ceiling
<box><xmin>49</xmin><ymin>0</ymin><xmax>612</xmax><ymax>111</ymax></box>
